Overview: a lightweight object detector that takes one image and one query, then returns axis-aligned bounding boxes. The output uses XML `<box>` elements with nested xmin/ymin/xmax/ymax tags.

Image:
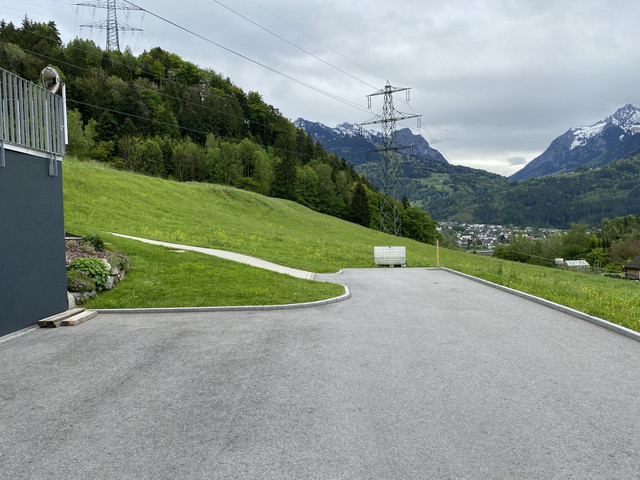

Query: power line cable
<box><xmin>4</xmin><ymin>12</ymin><xmax>408</xmax><ymax>170</ymax></box>
<box><xmin>66</xmin><ymin>97</ymin><xmax>331</xmax><ymax>164</ymax></box>
<box><xmin>0</xmin><ymin>38</ymin><xmax>296</xmax><ymax>140</ymax></box>
<box><xmin>212</xmin><ymin>0</ymin><xmax>379</xmax><ymax>90</ymax></box>
<box><xmin>246</xmin><ymin>0</ymin><xmax>387</xmax><ymax>84</ymax></box>
<box><xmin>397</xmin><ymin>98</ymin><xmax>451</xmax><ymax>163</ymax></box>
<box><xmin>0</xmin><ymin>35</ymin><xmax>332</xmax><ymax>159</ymax></box>
<box><xmin>119</xmin><ymin>0</ymin><xmax>369</xmax><ymax>113</ymax></box>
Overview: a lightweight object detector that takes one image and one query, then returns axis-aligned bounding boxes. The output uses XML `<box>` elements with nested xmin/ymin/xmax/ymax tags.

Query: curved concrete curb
<box><xmin>95</xmin><ymin>285</ymin><xmax>351</xmax><ymax>315</ymax></box>
<box><xmin>441</xmin><ymin>267</ymin><xmax>640</xmax><ymax>343</ymax></box>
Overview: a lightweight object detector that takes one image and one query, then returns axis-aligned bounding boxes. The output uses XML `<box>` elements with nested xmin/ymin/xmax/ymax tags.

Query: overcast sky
<box><xmin>4</xmin><ymin>0</ymin><xmax>640</xmax><ymax>176</ymax></box>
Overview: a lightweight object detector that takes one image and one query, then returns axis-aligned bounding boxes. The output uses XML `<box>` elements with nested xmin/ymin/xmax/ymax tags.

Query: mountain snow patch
<box><xmin>570</xmin><ymin>122</ymin><xmax>606</xmax><ymax>150</ymax></box>
<box><xmin>569</xmin><ymin>104</ymin><xmax>640</xmax><ymax>150</ymax></box>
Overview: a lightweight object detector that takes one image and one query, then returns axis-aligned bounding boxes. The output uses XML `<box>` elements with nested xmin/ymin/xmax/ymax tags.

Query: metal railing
<box><xmin>0</xmin><ymin>67</ymin><xmax>66</xmax><ymax>162</ymax></box>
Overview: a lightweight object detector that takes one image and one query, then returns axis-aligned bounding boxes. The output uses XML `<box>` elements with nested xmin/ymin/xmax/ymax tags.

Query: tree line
<box><xmin>0</xmin><ymin>17</ymin><xmax>439</xmax><ymax>244</ymax></box>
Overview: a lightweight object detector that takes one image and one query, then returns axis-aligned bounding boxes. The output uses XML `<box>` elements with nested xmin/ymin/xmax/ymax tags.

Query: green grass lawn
<box><xmin>84</xmin><ymin>234</ymin><xmax>344</xmax><ymax>309</ymax></box>
<box><xmin>64</xmin><ymin>157</ymin><xmax>640</xmax><ymax>333</ymax></box>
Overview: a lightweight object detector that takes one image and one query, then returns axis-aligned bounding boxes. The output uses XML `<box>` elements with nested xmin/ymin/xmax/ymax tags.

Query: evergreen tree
<box><xmin>95</xmin><ymin>111</ymin><xmax>119</xmax><ymax>142</ymax></box>
<box><xmin>349</xmin><ymin>182</ymin><xmax>371</xmax><ymax>227</ymax></box>
<box><xmin>272</xmin><ymin>124</ymin><xmax>299</xmax><ymax>200</ymax></box>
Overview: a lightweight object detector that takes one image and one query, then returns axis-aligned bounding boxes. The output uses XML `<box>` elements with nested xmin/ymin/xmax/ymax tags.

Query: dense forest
<box><xmin>0</xmin><ymin>17</ymin><xmax>439</xmax><ymax>244</ymax></box>
<box><xmin>383</xmin><ymin>151</ymin><xmax>640</xmax><ymax>229</ymax></box>
<box><xmin>474</xmin><ymin>154</ymin><xmax>640</xmax><ymax>227</ymax></box>
<box><xmin>358</xmin><ymin>157</ymin><xmax>514</xmax><ymax>223</ymax></box>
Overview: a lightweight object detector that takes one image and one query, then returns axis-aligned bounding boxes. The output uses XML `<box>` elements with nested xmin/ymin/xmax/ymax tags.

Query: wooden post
<box><xmin>436</xmin><ymin>240</ymin><xmax>440</xmax><ymax>268</ymax></box>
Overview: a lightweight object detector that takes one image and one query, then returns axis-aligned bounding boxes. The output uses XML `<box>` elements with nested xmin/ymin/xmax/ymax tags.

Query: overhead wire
<box><xmin>396</xmin><ymin>94</ymin><xmax>450</xmax><ymax>163</ymax></box>
<box><xmin>6</xmin><ymin>4</ymin><xmax>443</xmax><ymax>166</ymax></box>
<box><xmin>12</xmin><ymin>0</ymin><xmax>411</xmax><ymax>126</ymax></box>
<box><xmin>212</xmin><ymin>0</ymin><xmax>379</xmax><ymax>90</ymax></box>
<box><xmin>0</xmin><ymin>39</ymin><xmax>332</xmax><ymax>161</ymax></box>
<box><xmin>64</xmin><ymin>96</ymin><xmax>330</xmax><ymax>165</ymax></box>
<box><xmin>0</xmin><ymin>33</ymin><xmax>297</xmax><ymax>141</ymax></box>
<box><xmin>120</xmin><ymin>0</ymin><xmax>370</xmax><ymax>114</ymax></box>
<box><xmin>246</xmin><ymin>0</ymin><xmax>387</xmax><ymax>85</ymax></box>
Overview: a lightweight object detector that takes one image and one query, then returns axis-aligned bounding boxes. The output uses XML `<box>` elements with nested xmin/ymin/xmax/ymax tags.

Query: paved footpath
<box><xmin>1</xmin><ymin>268</ymin><xmax>639</xmax><ymax>479</ymax></box>
<box><xmin>109</xmin><ymin>233</ymin><xmax>316</xmax><ymax>280</ymax></box>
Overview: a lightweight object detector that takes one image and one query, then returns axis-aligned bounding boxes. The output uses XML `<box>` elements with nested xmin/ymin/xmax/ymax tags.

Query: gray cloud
<box><xmin>6</xmin><ymin>0</ymin><xmax>640</xmax><ymax>176</ymax></box>
<box><xmin>506</xmin><ymin>156</ymin><xmax>528</xmax><ymax>166</ymax></box>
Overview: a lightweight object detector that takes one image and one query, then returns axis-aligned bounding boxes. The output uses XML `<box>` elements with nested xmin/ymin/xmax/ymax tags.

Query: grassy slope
<box><xmin>64</xmin><ymin>158</ymin><xmax>640</xmax><ymax>332</ymax></box>
<box><xmin>63</xmin><ymin>157</ymin><xmax>437</xmax><ymax>273</ymax></box>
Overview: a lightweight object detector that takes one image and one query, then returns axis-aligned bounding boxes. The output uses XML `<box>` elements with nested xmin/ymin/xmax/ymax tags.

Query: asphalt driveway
<box><xmin>1</xmin><ymin>268</ymin><xmax>638</xmax><ymax>479</ymax></box>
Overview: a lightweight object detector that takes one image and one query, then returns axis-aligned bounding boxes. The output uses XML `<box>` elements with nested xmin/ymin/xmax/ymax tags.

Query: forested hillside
<box><xmin>0</xmin><ymin>18</ymin><xmax>438</xmax><ymax>244</ymax></box>
<box><xmin>358</xmin><ymin>151</ymin><xmax>640</xmax><ymax>229</ymax></box>
<box><xmin>358</xmin><ymin>158</ymin><xmax>514</xmax><ymax>223</ymax></box>
<box><xmin>475</xmin><ymin>153</ymin><xmax>640</xmax><ymax>227</ymax></box>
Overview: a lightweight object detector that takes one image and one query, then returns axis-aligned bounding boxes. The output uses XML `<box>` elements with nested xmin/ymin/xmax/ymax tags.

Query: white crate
<box><xmin>374</xmin><ymin>246</ymin><xmax>406</xmax><ymax>267</ymax></box>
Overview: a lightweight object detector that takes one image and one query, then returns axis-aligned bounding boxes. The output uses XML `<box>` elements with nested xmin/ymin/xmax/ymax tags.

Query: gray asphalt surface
<box><xmin>1</xmin><ymin>268</ymin><xmax>639</xmax><ymax>479</ymax></box>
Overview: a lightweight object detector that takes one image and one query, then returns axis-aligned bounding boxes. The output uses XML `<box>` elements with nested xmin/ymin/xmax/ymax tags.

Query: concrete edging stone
<box><xmin>95</xmin><ymin>285</ymin><xmax>351</xmax><ymax>315</ymax></box>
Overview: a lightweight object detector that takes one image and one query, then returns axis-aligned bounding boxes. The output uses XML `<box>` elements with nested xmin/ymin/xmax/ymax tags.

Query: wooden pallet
<box><xmin>37</xmin><ymin>308</ymin><xmax>97</xmax><ymax>328</ymax></box>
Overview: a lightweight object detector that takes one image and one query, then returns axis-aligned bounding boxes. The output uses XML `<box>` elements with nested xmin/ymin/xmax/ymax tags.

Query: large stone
<box><xmin>100</xmin><ymin>259</ymin><xmax>111</xmax><ymax>272</ymax></box>
<box><xmin>71</xmin><ymin>291</ymin><xmax>97</xmax><ymax>304</ymax></box>
<box><xmin>67</xmin><ymin>292</ymin><xmax>76</xmax><ymax>309</ymax></box>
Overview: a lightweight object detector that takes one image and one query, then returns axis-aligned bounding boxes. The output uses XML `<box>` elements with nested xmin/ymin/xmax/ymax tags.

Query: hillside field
<box><xmin>63</xmin><ymin>158</ymin><xmax>640</xmax><ymax>333</ymax></box>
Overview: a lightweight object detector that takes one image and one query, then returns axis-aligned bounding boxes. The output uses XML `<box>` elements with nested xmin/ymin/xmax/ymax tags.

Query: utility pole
<box><xmin>77</xmin><ymin>0</ymin><xmax>144</xmax><ymax>52</ymax></box>
<box><xmin>360</xmin><ymin>82</ymin><xmax>421</xmax><ymax>236</ymax></box>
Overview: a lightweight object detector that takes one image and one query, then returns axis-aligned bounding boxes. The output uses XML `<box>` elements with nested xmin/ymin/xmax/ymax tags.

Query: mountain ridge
<box><xmin>297</xmin><ymin>114</ymin><xmax>640</xmax><ymax>227</ymax></box>
<box><xmin>511</xmin><ymin>104</ymin><xmax>640</xmax><ymax>181</ymax></box>
<box><xmin>294</xmin><ymin>118</ymin><xmax>448</xmax><ymax>166</ymax></box>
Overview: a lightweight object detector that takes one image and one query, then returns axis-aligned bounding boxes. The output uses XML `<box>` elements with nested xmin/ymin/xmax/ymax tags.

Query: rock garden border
<box><xmin>65</xmin><ymin>234</ymin><xmax>130</xmax><ymax>308</ymax></box>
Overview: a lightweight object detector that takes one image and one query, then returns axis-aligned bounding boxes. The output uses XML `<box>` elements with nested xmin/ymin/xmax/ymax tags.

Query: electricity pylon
<box><xmin>360</xmin><ymin>82</ymin><xmax>422</xmax><ymax>236</ymax></box>
<box><xmin>77</xmin><ymin>0</ymin><xmax>143</xmax><ymax>51</ymax></box>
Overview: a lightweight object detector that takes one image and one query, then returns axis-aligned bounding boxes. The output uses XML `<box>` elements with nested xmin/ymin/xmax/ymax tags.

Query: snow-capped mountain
<box><xmin>511</xmin><ymin>104</ymin><xmax>640</xmax><ymax>181</ymax></box>
<box><xmin>294</xmin><ymin>118</ymin><xmax>448</xmax><ymax>166</ymax></box>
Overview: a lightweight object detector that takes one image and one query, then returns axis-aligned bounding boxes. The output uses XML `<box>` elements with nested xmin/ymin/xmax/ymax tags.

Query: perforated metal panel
<box><xmin>374</xmin><ymin>246</ymin><xmax>407</xmax><ymax>267</ymax></box>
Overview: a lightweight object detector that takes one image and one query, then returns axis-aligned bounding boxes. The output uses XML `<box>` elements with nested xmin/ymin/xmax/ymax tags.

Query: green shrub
<box><xmin>108</xmin><ymin>252</ymin><xmax>131</xmax><ymax>273</ymax></box>
<box><xmin>79</xmin><ymin>241</ymin><xmax>96</xmax><ymax>254</ymax></box>
<box><xmin>66</xmin><ymin>269</ymin><xmax>96</xmax><ymax>293</ymax></box>
<box><xmin>83</xmin><ymin>233</ymin><xmax>105</xmax><ymax>252</ymax></box>
<box><xmin>68</xmin><ymin>257</ymin><xmax>110</xmax><ymax>290</ymax></box>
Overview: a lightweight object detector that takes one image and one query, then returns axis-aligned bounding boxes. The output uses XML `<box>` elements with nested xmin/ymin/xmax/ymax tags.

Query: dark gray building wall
<box><xmin>0</xmin><ymin>149</ymin><xmax>67</xmax><ymax>336</ymax></box>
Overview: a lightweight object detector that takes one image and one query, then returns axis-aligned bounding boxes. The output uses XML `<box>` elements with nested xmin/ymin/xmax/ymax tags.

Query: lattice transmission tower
<box><xmin>359</xmin><ymin>82</ymin><xmax>422</xmax><ymax>236</ymax></box>
<box><xmin>77</xmin><ymin>0</ymin><xmax>144</xmax><ymax>52</ymax></box>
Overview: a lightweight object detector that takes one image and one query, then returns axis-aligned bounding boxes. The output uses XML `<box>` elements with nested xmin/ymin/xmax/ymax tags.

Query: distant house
<box><xmin>623</xmin><ymin>255</ymin><xmax>640</xmax><ymax>280</ymax></box>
